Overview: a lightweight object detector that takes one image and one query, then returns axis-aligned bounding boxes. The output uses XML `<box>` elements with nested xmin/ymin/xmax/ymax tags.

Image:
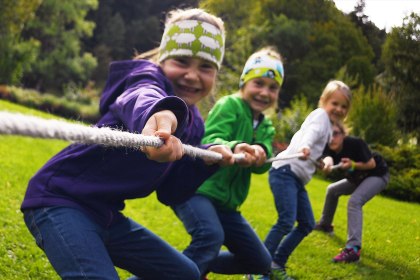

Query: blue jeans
<box><xmin>24</xmin><ymin>207</ymin><xmax>200</xmax><ymax>280</ymax></box>
<box><xmin>265</xmin><ymin>166</ymin><xmax>315</xmax><ymax>268</ymax></box>
<box><xmin>173</xmin><ymin>195</ymin><xmax>271</xmax><ymax>277</ymax></box>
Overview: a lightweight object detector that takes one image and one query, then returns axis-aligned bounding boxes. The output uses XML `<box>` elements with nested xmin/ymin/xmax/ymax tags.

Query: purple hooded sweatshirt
<box><xmin>21</xmin><ymin>60</ymin><xmax>218</xmax><ymax>227</ymax></box>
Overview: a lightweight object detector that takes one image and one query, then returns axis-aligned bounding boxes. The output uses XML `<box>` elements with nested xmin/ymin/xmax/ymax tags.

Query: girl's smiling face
<box><xmin>241</xmin><ymin>77</ymin><xmax>280</xmax><ymax>119</ymax></box>
<box><xmin>160</xmin><ymin>57</ymin><xmax>217</xmax><ymax>106</ymax></box>
<box><xmin>322</xmin><ymin>90</ymin><xmax>350</xmax><ymax>123</ymax></box>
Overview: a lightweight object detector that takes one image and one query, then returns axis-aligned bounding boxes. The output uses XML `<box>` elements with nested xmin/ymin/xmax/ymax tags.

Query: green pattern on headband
<box><xmin>239</xmin><ymin>54</ymin><xmax>284</xmax><ymax>87</ymax></box>
<box><xmin>159</xmin><ymin>20</ymin><xmax>225</xmax><ymax>69</ymax></box>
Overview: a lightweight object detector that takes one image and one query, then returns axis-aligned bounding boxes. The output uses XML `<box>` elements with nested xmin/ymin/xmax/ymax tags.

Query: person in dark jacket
<box><xmin>21</xmin><ymin>8</ymin><xmax>233</xmax><ymax>280</ymax></box>
<box><xmin>315</xmin><ymin>122</ymin><xmax>389</xmax><ymax>263</ymax></box>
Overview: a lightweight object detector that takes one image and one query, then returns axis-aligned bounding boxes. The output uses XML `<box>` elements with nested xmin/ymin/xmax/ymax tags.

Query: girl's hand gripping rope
<box><xmin>141</xmin><ymin>110</ymin><xmax>184</xmax><ymax>162</ymax></box>
<box><xmin>206</xmin><ymin>145</ymin><xmax>235</xmax><ymax>166</ymax></box>
<box><xmin>299</xmin><ymin>147</ymin><xmax>311</xmax><ymax>160</ymax></box>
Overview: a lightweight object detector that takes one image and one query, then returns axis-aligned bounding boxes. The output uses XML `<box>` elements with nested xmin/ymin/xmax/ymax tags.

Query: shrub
<box><xmin>347</xmin><ymin>84</ymin><xmax>400</xmax><ymax>146</ymax></box>
<box><xmin>375</xmin><ymin>144</ymin><xmax>420</xmax><ymax>203</ymax></box>
<box><xmin>0</xmin><ymin>86</ymin><xmax>99</xmax><ymax>123</ymax></box>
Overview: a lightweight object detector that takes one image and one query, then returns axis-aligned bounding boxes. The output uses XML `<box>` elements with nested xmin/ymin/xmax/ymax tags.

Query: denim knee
<box><xmin>199</xmin><ymin>224</ymin><xmax>224</xmax><ymax>248</ymax></box>
<box><xmin>297</xmin><ymin>218</ymin><xmax>315</xmax><ymax>236</ymax></box>
<box><xmin>255</xmin><ymin>250</ymin><xmax>272</xmax><ymax>272</ymax></box>
<box><xmin>182</xmin><ymin>263</ymin><xmax>201</xmax><ymax>280</ymax></box>
<box><xmin>275</xmin><ymin>217</ymin><xmax>294</xmax><ymax>234</ymax></box>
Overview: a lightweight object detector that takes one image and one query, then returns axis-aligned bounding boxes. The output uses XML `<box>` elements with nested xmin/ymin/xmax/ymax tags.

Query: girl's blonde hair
<box><xmin>135</xmin><ymin>8</ymin><xmax>225</xmax><ymax>61</ymax></box>
<box><xmin>165</xmin><ymin>8</ymin><xmax>225</xmax><ymax>32</ymax></box>
<box><xmin>318</xmin><ymin>80</ymin><xmax>352</xmax><ymax>108</ymax></box>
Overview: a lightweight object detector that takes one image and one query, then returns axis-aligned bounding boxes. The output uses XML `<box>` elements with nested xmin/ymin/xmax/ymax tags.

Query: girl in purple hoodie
<box><xmin>21</xmin><ymin>8</ymin><xmax>233</xmax><ymax>280</ymax></box>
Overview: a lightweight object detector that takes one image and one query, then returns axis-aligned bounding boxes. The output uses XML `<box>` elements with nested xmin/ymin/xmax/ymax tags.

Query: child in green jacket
<box><xmin>173</xmin><ymin>47</ymin><xmax>284</xmax><ymax>278</ymax></box>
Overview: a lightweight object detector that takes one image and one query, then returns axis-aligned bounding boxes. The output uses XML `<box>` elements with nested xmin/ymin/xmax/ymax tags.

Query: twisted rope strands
<box><xmin>0</xmin><ymin>111</ymin><xmax>305</xmax><ymax>163</ymax></box>
<box><xmin>265</xmin><ymin>152</ymin><xmax>304</xmax><ymax>163</ymax></box>
<box><xmin>0</xmin><ymin>111</ymin><xmax>224</xmax><ymax>161</ymax></box>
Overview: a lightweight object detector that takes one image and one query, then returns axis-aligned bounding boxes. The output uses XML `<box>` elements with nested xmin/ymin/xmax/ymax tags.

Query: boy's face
<box><xmin>323</xmin><ymin>90</ymin><xmax>349</xmax><ymax>123</ymax></box>
<box><xmin>241</xmin><ymin>77</ymin><xmax>280</xmax><ymax>118</ymax></box>
<box><xmin>161</xmin><ymin>57</ymin><xmax>217</xmax><ymax>106</ymax></box>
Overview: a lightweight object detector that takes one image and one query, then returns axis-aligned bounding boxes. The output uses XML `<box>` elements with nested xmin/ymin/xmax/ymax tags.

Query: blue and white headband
<box><xmin>239</xmin><ymin>54</ymin><xmax>284</xmax><ymax>87</ymax></box>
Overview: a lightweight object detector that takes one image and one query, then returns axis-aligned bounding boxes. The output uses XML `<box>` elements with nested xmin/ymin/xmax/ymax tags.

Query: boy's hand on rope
<box><xmin>250</xmin><ymin>144</ymin><xmax>267</xmax><ymax>167</ymax></box>
<box><xmin>233</xmin><ymin>143</ymin><xmax>263</xmax><ymax>167</ymax></box>
<box><xmin>206</xmin><ymin>145</ymin><xmax>234</xmax><ymax>166</ymax></box>
<box><xmin>141</xmin><ymin>110</ymin><xmax>184</xmax><ymax>162</ymax></box>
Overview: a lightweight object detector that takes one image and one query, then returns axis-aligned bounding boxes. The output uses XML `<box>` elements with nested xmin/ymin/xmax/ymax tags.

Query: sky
<box><xmin>333</xmin><ymin>0</ymin><xmax>420</xmax><ymax>31</ymax></box>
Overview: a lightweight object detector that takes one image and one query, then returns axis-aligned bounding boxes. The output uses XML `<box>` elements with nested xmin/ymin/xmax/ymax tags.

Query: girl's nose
<box><xmin>184</xmin><ymin>68</ymin><xmax>199</xmax><ymax>81</ymax></box>
<box><xmin>336</xmin><ymin>106</ymin><xmax>346</xmax><ymax>115</ymax></box>
<box><xmin>260</xmin><ymin>87</ymin><xmax>270</xmax><ymax>96</ymax></box>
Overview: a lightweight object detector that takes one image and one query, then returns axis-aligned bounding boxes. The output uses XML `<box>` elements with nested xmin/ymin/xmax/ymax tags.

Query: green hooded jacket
<box><xmin>196</xmin><ymin>94</ymin><xmax>275</xmax><ymax>211</ymax></box>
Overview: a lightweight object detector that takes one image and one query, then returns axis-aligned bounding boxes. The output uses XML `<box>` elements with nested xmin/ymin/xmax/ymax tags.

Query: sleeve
<box><xmin>109</xmin><ymin>69</ymin><xmax>188</xmax><ymax>136</ymax></box>
<box><xmin>155</xmin><ymin>157</ymin><xmax>219</xmax><ymax>206</ymax></box>
<box><xmin>299</xmin><ymin>109</ymin><xmax>330</xmax><ymax>151</ymax></box>
<box><xmin>251</xmin><ymin>120</ymin><xmax>275</xmax><ymax>174</ymax></box>
<box><xmin>202</xmin><ymin>96</ymin><xmax>242</xmax><ymax>149</ymax></box>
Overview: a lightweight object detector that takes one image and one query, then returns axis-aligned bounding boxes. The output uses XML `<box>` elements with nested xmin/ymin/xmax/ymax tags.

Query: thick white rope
<box><xmin>330</xmin><ymin>162</ymin><xmax>343</xmax><ymax>170</ymax></box>
<box><xmin>0</xmin><ymin>111</ymin><xmax>304</xmax><ymax>163</ymax></box>
<box><xmin>265</xmin><ymin>152</ymin><xmax>304</xmax><ymax>163</ymax></box>
<box><xmin>0</xmin><ymin>111</ymin><xmax>232</xmax><ymax>161</ymax></box>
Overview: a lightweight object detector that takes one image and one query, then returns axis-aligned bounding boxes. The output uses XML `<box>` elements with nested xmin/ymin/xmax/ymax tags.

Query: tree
<box><xmin>381</xmin><ymin>13</ymin><xmax>420</xmax><ymax>134</ymax></box>
<box><xmin>348</xmin><ymin>0</ymin><xmax>387</xmax><ymax>68</ymax></box>
<box><xmin>200</xmin><ymin>0</ymin><xmax>263</xmax><ymax>99</ymax></box>
<box><xmin>0</xmin><ymin>0</ymin><xmax>42</xmax><ymax>85</ymax></box>
<box><xmin>200</xmin><ymin>0</ymin><xmax>374</xmax><ymax>108</ymax></box>
<box><xmin>85</xmin><ymin>0</ymin><xmax>199</xmax><ymax>87</ymax></box>
<box><xmin>21</xmin><ymin>0</ymin><xmax>98</xmax><ymax>94</ymax></box>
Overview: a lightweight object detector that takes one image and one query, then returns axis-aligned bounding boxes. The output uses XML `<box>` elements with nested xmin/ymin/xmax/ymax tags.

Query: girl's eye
<box><xmin>270</xmin><ymin>85</ymin><xmax>280</xmax><ymax>92</ymax></box>
<box><xmin>174</xmin><ymin>58</ymin><xmax>188</xmax><ymax>65</ymax></box>
<box><xmin>200</xmin><ymin>62</ymin><xmax>216</xmax><ymax>71</ymax></box>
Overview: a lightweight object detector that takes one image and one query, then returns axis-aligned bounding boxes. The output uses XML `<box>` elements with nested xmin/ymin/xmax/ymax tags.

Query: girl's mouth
<box><xmin>253</xmin><ymin>97</ymin><xmax>270</xmax><ymax>106</ymax></box>
<box><xmin>177</xmin><ymin>84</ymin><xmax>200</xmax><ymax>94</ymax></box>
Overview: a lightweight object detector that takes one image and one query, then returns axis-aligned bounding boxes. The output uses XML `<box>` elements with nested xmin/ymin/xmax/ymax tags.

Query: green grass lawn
<box><xmin>1</xmin><ymin>100</ymin><xmax>419</xmax><ymax>279</ymax></box>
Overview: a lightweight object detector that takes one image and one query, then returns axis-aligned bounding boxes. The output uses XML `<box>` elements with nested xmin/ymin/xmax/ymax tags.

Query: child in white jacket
<box><xmin>263</xmin><ymin>80</ymin><xmax>352</xmax><ymax>280</ymax></box>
